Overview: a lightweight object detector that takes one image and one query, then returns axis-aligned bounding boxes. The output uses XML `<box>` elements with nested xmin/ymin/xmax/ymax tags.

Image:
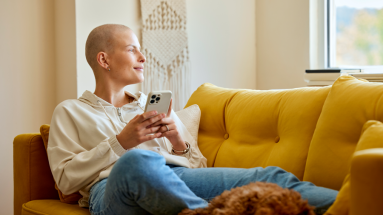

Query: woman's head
<box><xmin>85</xmin><ymin>24</ymin><xmax>146</xmax><ymax>87</ymax></box>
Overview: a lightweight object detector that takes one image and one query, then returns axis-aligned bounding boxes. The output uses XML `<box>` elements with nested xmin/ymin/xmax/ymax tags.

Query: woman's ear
<box><xmin>96</xmin><ymin>52</ymin><xmax>110</xmax><ymax>71</ymax></box>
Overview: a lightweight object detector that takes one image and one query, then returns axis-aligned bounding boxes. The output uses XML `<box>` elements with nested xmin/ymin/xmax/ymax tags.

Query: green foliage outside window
<box><xmin>336</xmin><ymin>7</ymin><xmax>383</xmax><ymax>66</ymax></box>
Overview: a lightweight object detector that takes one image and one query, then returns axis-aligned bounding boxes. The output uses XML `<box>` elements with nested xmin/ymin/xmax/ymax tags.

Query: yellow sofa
<box><xmin>14</xmin><ymin>76</ymin><xmax>383</xmax><ymax>215</ymax></box>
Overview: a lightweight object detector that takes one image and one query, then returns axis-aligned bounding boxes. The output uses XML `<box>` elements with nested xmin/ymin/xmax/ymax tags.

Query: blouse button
<box><xmin>224</xmin><ymin>133</ymin><xmax>229</xmax><ymax>139</ymax></box>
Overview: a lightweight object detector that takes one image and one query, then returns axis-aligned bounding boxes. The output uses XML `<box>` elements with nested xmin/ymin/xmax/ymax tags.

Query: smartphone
<box><xmin>144</xmin><ymin>90</ymin><xmax>172</xmax><ymax>117</ymax></box>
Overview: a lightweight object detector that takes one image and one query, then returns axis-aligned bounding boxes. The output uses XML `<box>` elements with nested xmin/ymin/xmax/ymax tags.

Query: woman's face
<box><xmin>107</xmin><ymin>29</ymin><xmax>146</xmax><ymax>86</ymax></box>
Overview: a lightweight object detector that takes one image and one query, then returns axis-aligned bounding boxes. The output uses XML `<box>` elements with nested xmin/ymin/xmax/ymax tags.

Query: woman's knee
<box><xmin>120</xmin><ymin>149</ymin><xmax>162</xmax><ymax>164</ymax></box>
<box><xmin>114</xmin><ymin>149</ymin><xmax>165</xmax><ymax>175</ymax></box>
<box><xmin>108</xmin><ymin>149</ymin><xmax>165</xmax><ymax>186</ymax></box>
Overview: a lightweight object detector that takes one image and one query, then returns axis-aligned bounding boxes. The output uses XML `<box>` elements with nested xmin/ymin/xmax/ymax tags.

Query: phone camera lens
<box><xmin>156</xmin><ymin>97</ymin><xmax>160</xmax><ymax>101</ymax></box>
<box><xmin>150</xmin><ymin>100</ymin><xmax>155</xmax><ymax>104</ymax></box>
<box><xmin>151</xmin><ymin>95</ymin><xmax>156</xmax><ymax>99</ymax></box>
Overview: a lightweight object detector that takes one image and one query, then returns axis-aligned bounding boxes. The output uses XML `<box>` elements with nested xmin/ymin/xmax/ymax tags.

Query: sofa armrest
<box><xmin>350</xmin><ymin>148</ymin><xmax>383</xmax><ymax>215</ymax></box>
<box><xmin>13</xmin><ymin>133</ymin><xmax>59</xmax><ymax>215</ymax></box>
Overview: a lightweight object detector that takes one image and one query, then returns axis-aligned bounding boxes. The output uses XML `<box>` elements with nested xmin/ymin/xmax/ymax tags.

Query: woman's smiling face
<box><xmin>107</xmin><ymin>29</ymin><xmax>146</xmax><ymax>86</ymax></box>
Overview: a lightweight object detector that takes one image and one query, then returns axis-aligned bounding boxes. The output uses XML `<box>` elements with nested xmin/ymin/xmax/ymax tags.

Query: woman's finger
<box><xmin>141</xmin><ymin>126</ymin><xmax>161</xmax><ymax>135</ymax></box>
<box><xmin>158</xmin><ymin>130</ymin><xmax>177</xmax><ymax>138</ymax></box>
<box><xmin>167</xmin><ymin>98</ymin><xmax>172</xmax><ymax>118</ymax></box>
<box><xmin>150</xmin><ymin>118</ymin><xmax>173</xmax><ymax>127</ymax></box>
<box><xmin>140</xmin><ymin>132</ymin><xmax>162</xmax><ymax>142</ymax></box>
<box><xmin>139</xmin><ymin>110</ymin><xmax>158</xmax><ymax>122</ymax></box>
<box><xmin>158</xmin><ymin>124</ymin><xmax>175</xmax><ymax>133</ymax></box>
<box><xmin>139</xmin><ymin>113</ymin><xmax>165</xmax><ymax>130</ymax></box>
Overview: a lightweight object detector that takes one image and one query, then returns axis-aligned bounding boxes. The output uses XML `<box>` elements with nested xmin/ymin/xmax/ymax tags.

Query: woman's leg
<box><xmin>171</xmin><ymin>166</ymin><xmax>337</xmax><ymax>212</ymax></box>
<box><xmin>88</xmin><ymin>149</ymin><xmax>208</xmax><ymax>215</ymax></box>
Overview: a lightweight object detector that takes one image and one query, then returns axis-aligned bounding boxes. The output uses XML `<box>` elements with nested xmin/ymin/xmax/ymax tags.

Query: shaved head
<box><xmin>85</xmin><ymin>24</ymin><xmax>131</xmax><ymax>69</ymax></box>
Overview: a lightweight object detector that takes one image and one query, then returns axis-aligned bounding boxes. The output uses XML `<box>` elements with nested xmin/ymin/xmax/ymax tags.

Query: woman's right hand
<box><xmin>116</xmin><ymin>110</ymin><xmax>166</xmax><ymax>150</ymax></box>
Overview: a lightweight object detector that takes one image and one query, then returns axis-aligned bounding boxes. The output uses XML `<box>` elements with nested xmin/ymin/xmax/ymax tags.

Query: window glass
<box><xmin>331</xmin><ymin>0</ymin><xmax>383</xmax><ymax>67</ymax></box>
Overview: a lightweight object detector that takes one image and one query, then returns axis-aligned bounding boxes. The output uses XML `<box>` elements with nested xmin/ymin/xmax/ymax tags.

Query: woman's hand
<box><xmin>148</xmin><ymin>99</ymin><xmax>187</xmax><ymax>152</ymax></box>
<box><xmin>116</xmin><ymin>110</ymin><xmax>166</xmax><ymax>150</ymax></box>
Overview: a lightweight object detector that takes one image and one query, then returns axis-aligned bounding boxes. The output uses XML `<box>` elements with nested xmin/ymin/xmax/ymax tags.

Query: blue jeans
<box><xmin>89</xmin><ymin>149</ymin><xmax>337</xmax><ymax>215</ymax></box>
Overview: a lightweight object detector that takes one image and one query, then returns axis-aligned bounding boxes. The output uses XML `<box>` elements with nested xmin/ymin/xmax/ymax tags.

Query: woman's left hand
<box><xmin>147</xmin><ymin>99</ymin><xmax>187</xmax><ymax>151</ymax></box>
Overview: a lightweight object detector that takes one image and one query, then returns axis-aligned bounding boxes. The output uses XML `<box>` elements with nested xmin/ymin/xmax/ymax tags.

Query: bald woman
<box><xmin>47</xmin><ymin>24</ymin><xmax>338</xmax><ymax>215</ymax></box>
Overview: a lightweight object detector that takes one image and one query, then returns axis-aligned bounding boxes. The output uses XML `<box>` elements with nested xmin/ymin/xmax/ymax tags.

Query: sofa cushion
<box><xmin>325</xmin><ymin>120</ymin><xmax>383</xmax><ymax>215</ymax></box>
<box><xmin>185</xmin><ymin>83</ymin><xmax>244</xmax><ymax>167</ymax></box>
<box><xmin>304</xmin><ymin>76</ymin><xmax>383</xmax><ymax>190</ymax></box>
<box><xmin>186</xmin><ymin>83</ymin><xmax>331</xmax><ymax>179</ymax></box>
<box><xmin>175</xmin><ymin>104</ymin><xmax>201</xmax><ymax>142</ymax></box>
<box><xmin>22</xmin><ymin>200</ymin><xmax>89</xmax><ymax>215</ymax></box>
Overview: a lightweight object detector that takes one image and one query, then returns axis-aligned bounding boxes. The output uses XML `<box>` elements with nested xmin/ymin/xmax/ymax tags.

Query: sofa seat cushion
<box><xmin>304</xmin><ymin>76</ymin><xmax>383</xmax><ymax>190</ymax></box>
<box><xmin>186</xmin><ymin>83</ymin><xmax>331</xmax><ymax>180</ymax></box>
<box><xmin>22</xmin><ymin>200</ymin><xmax>90</xmax><ymax>215</ymax></box>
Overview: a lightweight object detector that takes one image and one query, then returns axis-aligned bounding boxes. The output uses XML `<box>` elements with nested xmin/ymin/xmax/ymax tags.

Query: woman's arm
<box><xmin>152</xmin><ymin>107</ymin><xmax>207</xmax><ymax>168</ymax></box>
<box><xmin>168</xmin><ymin>109</ymin><xmax>207</xmax><ymax>168</ymax></box>
<box><xmin>47</xmin><ymin>102</ymin><xmax>122</xmax><ymax>195</ymax></box>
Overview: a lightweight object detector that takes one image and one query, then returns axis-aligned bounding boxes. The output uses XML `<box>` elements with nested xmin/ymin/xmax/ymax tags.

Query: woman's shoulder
<box><xmin>55</xmin><ymin>99</ymin><xmax>85</xmax><ymax>110</ymax></box>
<box><xmin>52</xmin><ymin>99</ymin><xmax>91</xmax><ymax>117</ymax></box>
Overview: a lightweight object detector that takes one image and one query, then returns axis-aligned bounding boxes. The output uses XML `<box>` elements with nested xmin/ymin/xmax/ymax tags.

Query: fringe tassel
<box><xmin>142</xmin><ymin>47</ymin><xmax>191</xmax><ymax>111</ymax></box>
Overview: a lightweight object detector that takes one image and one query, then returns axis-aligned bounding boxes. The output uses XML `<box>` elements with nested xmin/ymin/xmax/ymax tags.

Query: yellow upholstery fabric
<box><xmin>185</xmin><ymin>83</ymin><xmax>244</xmax><ymax>167</ymax></box>
<box><xmin>14</xmin><ymin>134</ymin><xmax>59</xmax><ymax>215</ymax></box>
<box><xmin>40</xmin><ymin>125</ymin><xmax>83</xmax><ymax>204</ymax></box>
<box><xmin>304</xmin><ymin>76</ymin><xmax>383</xmax><ymax>190</ymax></box>
<box><xmin>186</xmin><ymin>83</ymin><xmax>331</xmax><ymax>179</ymax></box>
<box><xmin>325</xmin><ymin>120</ymin><xmax>383</xmax><ymax>215</ymax></box>
<box><xmin>22</xmin><ymin>200</ymin><xmax>89</xmax><ymax>215</ymax></box>
<box><xmin>350</xmin><ymin>148</ymin><xmax>383</xmax><ymax>215</ymax></box>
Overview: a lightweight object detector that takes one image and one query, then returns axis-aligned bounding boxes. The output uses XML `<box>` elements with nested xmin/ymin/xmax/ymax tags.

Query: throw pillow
<box><xmin>40</xmin><ymin>104</ymin><xmax>201</xmax><ymax>204</ymax></box>
<box><xmin>325</xmin><ymin>120</ymin><xmax>383</xmax><ymax>215</ymax></box>
<box><xmin>175</xmin><ymin>104</ymin><xmax>201</xmax><ymax>142</ymax></box>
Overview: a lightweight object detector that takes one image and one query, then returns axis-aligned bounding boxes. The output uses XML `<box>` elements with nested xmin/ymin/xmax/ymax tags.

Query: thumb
<box><xmin>167</xmin><ymin>98</ymin><xmax>172</xmax><ymax>117</ymax></box>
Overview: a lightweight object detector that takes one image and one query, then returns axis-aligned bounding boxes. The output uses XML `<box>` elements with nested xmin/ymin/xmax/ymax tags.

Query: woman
<box><xmin>47</xmin><ymin>24</ymin><xmax>337</xmax><ymax>215</ymax></box>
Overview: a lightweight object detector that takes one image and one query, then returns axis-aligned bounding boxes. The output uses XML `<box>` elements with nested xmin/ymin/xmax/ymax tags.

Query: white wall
<box><xmin>55</xmin><ymin>0</ymin><xmax>77</xmax><ymax>104</ymax></box>
<box><xmin>75</xmin><ymin>0</ymin><xmax>143</xmax><ymax>97</ymax></box>
<box><xmin>187</xmin><ymin>0</ymin><xmax>256</xmax><ymax>92</ymax></box>
<box><xmin>256</xmin><ymin>0</ymin><xmax>310</xmax><ymax>90</ymax></box>
<box><xmin>0</xmin><ymin>1</ymin><xmax>56</xmax><ymax>214</ymax></box>
<box><xmin>74</xmin><ymin>0</ymin><xmax>257</xmax><ymax>96</ymax></box>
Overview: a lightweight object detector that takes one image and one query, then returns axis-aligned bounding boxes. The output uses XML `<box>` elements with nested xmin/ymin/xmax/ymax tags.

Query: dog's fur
<box><xmin>178</xmin><ymin>182</ymin><xmax>315</xmax><ymax>215</ymax></box>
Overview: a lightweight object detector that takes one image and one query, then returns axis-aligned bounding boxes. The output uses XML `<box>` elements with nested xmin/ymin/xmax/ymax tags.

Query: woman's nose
<box><xmin>139</xmin><ymin>52</ymin><xmax>146</xmax><ymax>63</ymax></box>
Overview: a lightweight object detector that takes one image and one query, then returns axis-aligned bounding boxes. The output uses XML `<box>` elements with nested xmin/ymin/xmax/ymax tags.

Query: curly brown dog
<box><xmin>178</xmin><ymin>182</ymin><xmax>315</xmax><ymax>215</ymax></box>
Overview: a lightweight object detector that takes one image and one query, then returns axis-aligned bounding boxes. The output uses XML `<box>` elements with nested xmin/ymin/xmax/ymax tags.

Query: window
<box><xmin>327</xmin><ymin>0</ymin><xmax>383</xmax><ymax>72</ymax></box>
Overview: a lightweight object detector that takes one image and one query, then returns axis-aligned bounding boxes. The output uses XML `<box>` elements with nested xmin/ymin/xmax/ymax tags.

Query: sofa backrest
<box><xmin>186</xmin><ymin>83</ymin><xmax>331</xmax><ymax>180</ymax></box>
<box><xmin>304</xmin><ymin>76</ymin><xmax>383</xmax><ymax>190</ymax></box>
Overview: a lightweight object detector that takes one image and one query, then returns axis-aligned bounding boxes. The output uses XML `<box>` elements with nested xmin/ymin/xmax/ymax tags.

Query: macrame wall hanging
<box><xmin>140</xmin><ymin>0</ymin><xmax>191</xmax><ymax>111</ymax></box>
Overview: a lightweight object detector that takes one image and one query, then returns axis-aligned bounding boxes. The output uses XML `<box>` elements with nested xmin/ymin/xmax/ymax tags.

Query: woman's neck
<box><xmin>94</xmin><ymin>84</ymin><xmax>132</xmax><ymax>108</ymax></box>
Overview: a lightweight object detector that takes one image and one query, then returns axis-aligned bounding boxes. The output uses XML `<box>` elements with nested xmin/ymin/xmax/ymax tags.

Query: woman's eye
<box><xmin>128</xmin><ymin>49</ymin><xmax>134</xmax><ymax>52</ymax></box>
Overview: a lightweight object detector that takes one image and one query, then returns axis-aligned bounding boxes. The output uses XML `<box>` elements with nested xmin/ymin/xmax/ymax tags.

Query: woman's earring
<box><xmin>107</xmin><ymin>67</ymin><xmax>110</xmax><ymax>71</ymax></box>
